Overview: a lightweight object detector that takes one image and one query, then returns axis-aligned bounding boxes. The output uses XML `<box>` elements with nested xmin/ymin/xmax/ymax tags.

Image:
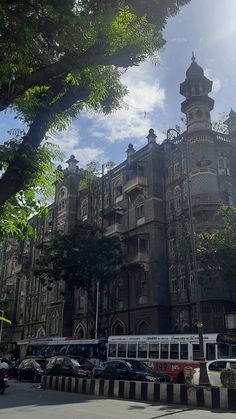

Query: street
<box><xmin>0</xmin><ymin>381</ymin><xmax>235</xmax><ymax>419</ymax></box>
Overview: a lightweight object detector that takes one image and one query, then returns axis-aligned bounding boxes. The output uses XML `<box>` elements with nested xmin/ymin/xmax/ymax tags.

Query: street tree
<box><xmin>0</xmin><ymin>0</ymin><xmax>190</xmax><ymax>208</ymax></box>
<box><xmin>196</xmin><ymin>205</ymin><xmax>236</xmax><ymax>294</ymax></box>
<box><xmin>34</xmin><ymin>221</ymin><xmax>123</xmax><ymax>336</ymax></box>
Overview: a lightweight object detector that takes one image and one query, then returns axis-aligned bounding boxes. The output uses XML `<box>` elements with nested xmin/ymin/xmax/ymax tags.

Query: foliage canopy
<box><xmin>0</xmin><ymin>0</ymin><xmax>190</xmax><ymax>212</ymax></box>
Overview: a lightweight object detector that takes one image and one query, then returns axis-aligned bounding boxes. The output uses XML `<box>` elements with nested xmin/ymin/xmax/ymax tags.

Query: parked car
<box><xmin>92</xmin><ymin>359</ymin><xmax>172</xmax><ymax>382</ymax></box>
<box><xmin>193</xmin><ymin>359</ymin><xmax>236</xmax><ymax>387</ymax></box>
<box><xmin>0</xmin><ymin>369</ymin><xmax>10</xmax><ymax>394</ymax></box>
<box><xmin>45</xmin><ymin>356</ymin><xmax>88</xmax><ymax>377</ymax></box>
<box><xmin>18</xmin><ymin>358</ymin><xmax>47</xmax><ymax>382</ymax></box>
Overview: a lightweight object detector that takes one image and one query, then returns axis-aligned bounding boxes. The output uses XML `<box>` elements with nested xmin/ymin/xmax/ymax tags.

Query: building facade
<box><xmin>1</xmin><ymin>57</ymin><xmax>236</xmax><ymax>352</ymax></box>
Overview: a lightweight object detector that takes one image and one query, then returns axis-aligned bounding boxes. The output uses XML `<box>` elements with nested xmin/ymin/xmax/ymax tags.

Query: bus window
<box><xmin>127</xmin><ymin>344</ymin><xmax>136</xmax><ymax>358</ymax></box>
<box><xmin>160</xmin><ymin>344</ymin><xmax>168</xmax><ymax>359</ymax></box>
<box><xmin>118</xmin><ymin>344</ymin><xmax>126</xmax><ymax>358</ymax></box>
<box><xmin>193</xmin><ymin>344</ymin><xmax>200</xmax><ymax>360</ymax></box>
<box><xmin>149</xmin><ymin>344</ymin><xmax>159</xmax><ymax>359</ymax></box>
<box><xmin>206</xmin><ymin>343</ymin><xmax>216</xmax><ymax>360</ymax></box>
<box><xmin>138</xmin><ymin>343</ymin><xmax>147</xmax><ymax>358</ymax></box>
<box><xmin>218</xmin><ymin>343</ymin><xmax>229</xmax><ymax>358</ymax></box>
<box><xmin>108</xmin><ymin>344</ymin><xmax>117</xmax><ymax>357</ymax></box>
<box><xmin>170</xmin><ymin>344</ymin><xmax>179</xmax><ymax>359</ymax></box>
<box><xmin>180</xmin><ymin>344</ymin><xmax>188</xmax><ymax>360</ymax></box>
<box><xmin>232</xmin><ymin>345</ymin><xmax>236</xmax><ymax>357</ymax></box>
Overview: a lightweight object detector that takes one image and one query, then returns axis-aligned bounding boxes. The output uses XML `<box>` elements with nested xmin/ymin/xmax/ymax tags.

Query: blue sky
<box><xmin>0</xmin><ymin>0</ymin><xmax>236</xmax><ymax>168</ymax></box>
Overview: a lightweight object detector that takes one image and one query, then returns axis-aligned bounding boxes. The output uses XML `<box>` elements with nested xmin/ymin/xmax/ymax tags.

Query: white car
<box><xmin>193</xmin><ymin>359</ymin><xmax>236</xmax><ymax>387</ymax></box>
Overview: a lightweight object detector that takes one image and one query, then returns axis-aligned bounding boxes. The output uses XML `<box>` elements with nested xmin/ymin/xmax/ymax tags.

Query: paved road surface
<box><xmin>0</xmin><ymin>381</ymin><xmax>235</xmax><ymax>418</ymax></box>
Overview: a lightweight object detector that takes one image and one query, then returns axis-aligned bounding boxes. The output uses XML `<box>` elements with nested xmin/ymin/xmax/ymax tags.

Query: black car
<box><xmin>45</xmin><ymin>356</ymin><xmax>88</xmax><ymax>377</ymax></box>
<box><xmin>18</xmin><ymin>358</ymin><xmax>47</xmax><ymax>382</ymax></box>
<box><xmin>93</xmin><ymin>359</ymin><xmax>171</xmax><ymax>382</ymax></box>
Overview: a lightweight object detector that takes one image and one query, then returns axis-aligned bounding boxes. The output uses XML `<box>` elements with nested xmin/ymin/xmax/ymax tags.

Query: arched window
<box><xmin>114</xmin><ymin>179</ymin><xmax>123</xmax><ymax>202</ymax></box>
<box><xmin>174</xmin><ymin>186</ymin><xmax>181</xmax><ymax>211</ymax></box>
<box><xmin>112</xmin><ymin>320</ymin><xmax>125</xmax><ymax>335</ymax></box>
<box><xmin>137</xmin><ymin>321</ymin><xmax>149</xmax><ymax>334</ymax></box>
<box><xmin>81</xmin><ymin>198</ymin><xmax>89</xmax><ymax>220</ymax></box>
<box><xmin>36</xmin><ymin>327</ymin><xmax>46</xmax><ymax>338</ymax></box>
<box><xmin>58</xmin><ymin>187</ymin><xmax>68</xmax><ymax>211</ymax></box>
<box><xmin>74</xmin><ymin>324</ymin><xmax>85</xmax><ymax>339</ymax></box>
<box><xmin>49</xmin><ymin>310</ymin><xmax>59</xmax><ymax>336</ymax></box>
<box><xmin>135</xmin><ymin>195</ymin><xmax>145</xmax><ymax>223</ymax></box>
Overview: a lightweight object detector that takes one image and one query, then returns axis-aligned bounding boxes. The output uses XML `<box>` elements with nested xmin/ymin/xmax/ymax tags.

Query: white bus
<box><xmin>107</xmin><ymin>333</ymin><xmax>236</xmax><ymax>382</ymax></box>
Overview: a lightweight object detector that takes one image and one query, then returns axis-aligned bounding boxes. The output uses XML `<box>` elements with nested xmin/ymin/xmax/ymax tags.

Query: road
<box><xmin>0</xmin><ymin>381</ymin><xmax>235</xmax><ymax>419</ymax></box>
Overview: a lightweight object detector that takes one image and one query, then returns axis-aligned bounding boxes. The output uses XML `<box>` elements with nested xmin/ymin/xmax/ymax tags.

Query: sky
<box><xmin>0</xmin><ymin>0</ymin><xmax>236</xmax><ymax>169</ymax></box>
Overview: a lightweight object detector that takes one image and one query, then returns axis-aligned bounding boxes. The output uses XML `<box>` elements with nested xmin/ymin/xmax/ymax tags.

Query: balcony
<box><xmin>126</xmin><ymin>251</ymin><xmax>149</xmax><ymax>267</ymax></box>
<box><xmin>123</xmin><ymin>176</ymin><xmax>147</xmax><ymax>194</ymax></box>
<box><xmin>104</xmin><ymin>223</ymin><xmax>125</xmax><ymax>236</ymax></box>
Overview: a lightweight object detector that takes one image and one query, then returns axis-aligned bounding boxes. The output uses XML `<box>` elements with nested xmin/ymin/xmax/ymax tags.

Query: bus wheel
<box><xmin>177</xmin><ymin>372</ymin><xmax>185</xmax><ymax>384</ymax></box>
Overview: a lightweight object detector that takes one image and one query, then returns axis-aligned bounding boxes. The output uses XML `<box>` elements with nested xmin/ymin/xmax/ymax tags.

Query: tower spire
<box><xmin>191</xmin><ymin>51</ymin><xmax>196</xmax><ymax>62</ymax></box>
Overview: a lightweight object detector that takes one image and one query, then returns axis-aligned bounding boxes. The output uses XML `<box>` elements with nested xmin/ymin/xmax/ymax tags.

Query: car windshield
<box><xmin>125</xmin><ymin>360</ymin><xmax>150</xmax><ymax>371</ymax></box>
<box><xmin>35</xmin><ymin>359</ymin><xmax>46</xmax><ymax>368</ymax></box>
<box><xmin>70</xmin><ymin>358</ymin><xmax>81</xmax><ymax>367</ymax></box>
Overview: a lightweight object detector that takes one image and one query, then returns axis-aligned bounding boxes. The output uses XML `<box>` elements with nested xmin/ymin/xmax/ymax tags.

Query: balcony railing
<box><xmin>126</xmin><ymin>251</ymin><xmax>149</xmax><ymax>265</ymax></box>
<box><xmin>104</xmin><ymin>223</ymin><xmax>125</xmax><ymax>236</ymax></box>
<box><xmin>123</xmin><ymin>176</ymin><xmax>147</xmax><ymax>194</ymax></box>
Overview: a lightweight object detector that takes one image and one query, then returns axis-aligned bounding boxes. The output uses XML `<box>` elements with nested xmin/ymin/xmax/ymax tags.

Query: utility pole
<box><xmin>166</xmin><ymin>129</ymin><xmax>209</xmax><ymax>386</ymax></box>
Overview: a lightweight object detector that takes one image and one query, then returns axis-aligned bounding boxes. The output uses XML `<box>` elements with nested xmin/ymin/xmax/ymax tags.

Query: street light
<box><xmin>166</xmin><ymin>129</ymin><xmax>210</xmax><ymax>386</ymax></box>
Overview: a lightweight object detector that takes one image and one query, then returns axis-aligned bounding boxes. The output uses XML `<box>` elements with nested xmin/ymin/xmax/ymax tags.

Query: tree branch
<box><xmin>0</xmin><ymin>45</ymin><xmax>138</xmax><ymax>111</ymax></box>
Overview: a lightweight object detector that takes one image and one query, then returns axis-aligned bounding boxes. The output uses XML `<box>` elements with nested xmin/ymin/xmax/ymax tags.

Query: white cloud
<box><xmin>72</xmin><ymin>146</ymin><xmax>106</xmax><ymax>167</ymax></box>
<box><xmin>52</xmin><ymin>124</ymin><xmax>106</xmax><ymax>167</ymax></box>
<box><xmin>204</xmin><ymin>68</ymin><xmax>221</xmax><ymax>94</ymax></box>
<box><xmin>88</xmin><ymin>63</ymin><xmax>165</xmax><ymax>143</ymax></box>
<box><xmin>170</xmin><ymin>37</ymin><xmax>187</xmax><ymax>44</ymax></box>
<box><xmin>52</xmin><ymin>125</ymin><xmax>80</xmax><ymax>154</ymax></box>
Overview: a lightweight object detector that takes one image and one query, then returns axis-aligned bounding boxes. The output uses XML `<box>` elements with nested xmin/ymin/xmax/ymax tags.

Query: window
<box><xmin>160</xmin><ymin>344</ymin><xmax>169</xmax><ymax>359</ymax></box>
<box><xmin>139</xmin><ymin>238</ymin><xmax>148</xmax><ymax>254</ymax></box>
<box><xmin>118</xmin><ymin>344</ymin><xmax>126</xmax><ymax>358</ymax></box>
<box><xmin>180</xmin><ymin>344</ymin><xmax>188</xmax><ymax>360</ymax></box>
<box><xmin>206</xmin><ymin>343</ymin><xmax>216</xmax><ymax>360</ymax></box>
<box><xmin>170</xmin><ymin>344</ymin><xmax>179</xmax><ymax>359</ymax></box>
<box><xmin>58</xmin><ymin>187</ymin><xmax>67</xmax><ymax>211</ymax></box>
<box><xmin>180</xmin><ymin>276</ymin><xmax>186</xmax><ymax>290</ymax></box>
<box><xmin>209</xmin><ymin>361</ymin><xmax>226</xmax><ymax>372</ymax></box>
<box><xmin>169</xmin><ymin>238</ymin><xmax>175</xmax><ymax>256</ymax></box>
<box><xmin>193</xmin><ymin>344</ymin><xmax>201</xmax><ymax>360</ymax></box>
<box><xmin>232</xmin><ymin>345</ymin><xmax>236</xmax><ymax>357</ymax></box>
<box><xmin>174</xmin><ymin>163</ymin><xmax>180</xmax><ymax>178</ymax></box>
<box><xmin>128</xmin><ymin>344</ymin><xmax>137</xmax><ymax>358</ymax></box>
<box><xmin>108</xmin><ymin>344</ymin><xmax>117</xmax><ymax>357</ymax></box>
<box><xmin>218</xmin><ymin>343</ymin><xmax>229</xmax><ymax>358</ymax></box>
<box><xmin>174</xmin><ymin>186</ymin><xmax>181</xmax><ymax>211</ymax></box>
<box><xmin>138</xmin><ymin>343</ymin><xmax>147</xmax><ymax>358</ymax></box>
<box><xmin>218</xmin><ymin>156</ymin><xmax>230</xmax><ymax>176</ymax></box>
<box><xmin>81</xmin><ymin>200</ymin><xmax>88</xmax><ymax>219</ymax></box>
<box><xmin>137</xmin><ymin>272</ymin><xmax>148</xmax><ymax>298</ymax></box>
<box><xmin>171</xmin><ymin>278</ymin><xmax>177</xmax><ymax>293</ymax></box>
<box><xmin>136</xmin><ymin>203</ymin><xmax>144</xmax><ymax>219</ymax></box>
<box><xmin>149</xmin><ymin>344</ymin><xmax>159</xmax><ymax>359</ymax></box>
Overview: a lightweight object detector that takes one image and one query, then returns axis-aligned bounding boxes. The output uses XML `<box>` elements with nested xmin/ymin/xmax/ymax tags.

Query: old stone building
<box><xmin>1</xmin><ymin>56</ymin><xmax>236</xmax><ymax>351</ymax></box>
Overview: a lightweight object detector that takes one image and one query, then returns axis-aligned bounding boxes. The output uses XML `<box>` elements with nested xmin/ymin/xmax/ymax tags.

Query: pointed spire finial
<box><xmin>191</xmin><ymin>51</ymin><xmax>196</xmax><ymax>62</ymax></box>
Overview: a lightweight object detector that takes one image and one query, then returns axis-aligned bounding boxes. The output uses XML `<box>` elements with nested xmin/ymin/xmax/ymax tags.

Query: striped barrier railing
<box><xmin>41</xmin><ymin>375</ymin><xmax>236</xmax><ymax>411</ymax></box>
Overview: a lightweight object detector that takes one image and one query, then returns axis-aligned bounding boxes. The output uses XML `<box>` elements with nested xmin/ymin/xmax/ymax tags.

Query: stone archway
<box><xmin>111</xmin><ymin>319</ymin><xmax>125</xmax><ymax>335</ymax></box>
<box><xmin>74</xmin><ymin>324</ymin><xmax>85</xmax><ymax>339</ymax></box>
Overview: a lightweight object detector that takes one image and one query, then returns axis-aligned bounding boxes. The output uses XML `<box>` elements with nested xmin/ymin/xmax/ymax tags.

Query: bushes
<box><xmin>221</xmin><ymin>368</ymin><xmax>236</xmax><ymax>388</ymax></box>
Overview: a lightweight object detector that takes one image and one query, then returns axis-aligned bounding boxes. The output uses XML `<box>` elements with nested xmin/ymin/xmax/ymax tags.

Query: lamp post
<box><xmin>166</xmin><ymin>129</ymin><xmax>210</xmax><ymax>386</ymax></box>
